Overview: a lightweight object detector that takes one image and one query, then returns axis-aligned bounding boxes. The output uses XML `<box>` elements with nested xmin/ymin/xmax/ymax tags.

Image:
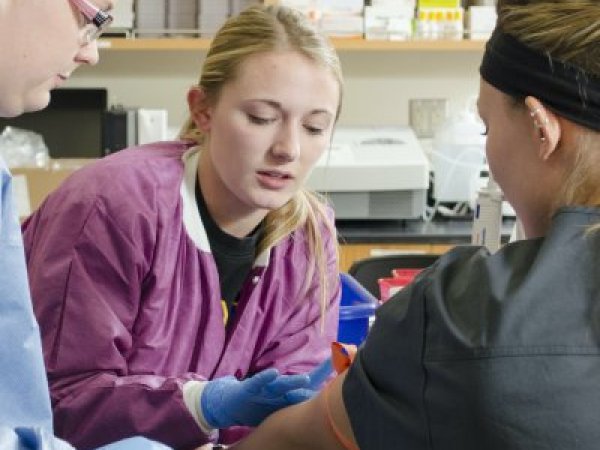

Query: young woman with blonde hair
<box><xmin>23</xmin><ymin>5</ymin><xmax>343</xmax><ymax>449</ymax></box>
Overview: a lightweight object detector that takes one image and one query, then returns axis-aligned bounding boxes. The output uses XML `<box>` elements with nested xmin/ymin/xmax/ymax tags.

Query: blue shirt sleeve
<box><xmin>0</xmin><ymin>161</ymin><xmax>54</xmax><ymax>433</ymax></box>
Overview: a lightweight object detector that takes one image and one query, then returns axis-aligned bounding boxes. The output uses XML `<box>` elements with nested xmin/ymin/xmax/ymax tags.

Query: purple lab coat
<box><xmin>22</xmin><ymin>142</ymin><xmax>340</xmax><ymax>449</ymax></box>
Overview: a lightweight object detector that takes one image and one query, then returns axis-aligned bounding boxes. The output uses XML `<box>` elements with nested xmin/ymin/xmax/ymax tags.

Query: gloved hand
<box><xmin>200</xmin><ymin>368</ymin><xmax>312</xmax><ymax>429</ymax></box>
<box><xmin>284</xmin><ymin>344</ymin><xmax>356</xmax><ymax>404</ymax></box>
<box><xmin>284</xmin><ymin>357</ymin><xmax>334</xmax><ymax>403</ymax></box>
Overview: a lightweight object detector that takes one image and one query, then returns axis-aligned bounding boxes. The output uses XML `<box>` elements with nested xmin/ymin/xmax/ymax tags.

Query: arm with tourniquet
<box><xmin>229</xmin><ymin>342</ymin><xmax>359</xmax><ymax>450</ymax></box>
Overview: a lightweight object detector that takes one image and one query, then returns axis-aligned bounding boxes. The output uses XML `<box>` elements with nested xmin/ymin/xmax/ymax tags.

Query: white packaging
<box><xmin>320</xmin><ymin>13</ymin><xmax>364</xmax><ymax>37</ymax></box>
<box><xmin>111</xmin><ymin>0</ymin><xmax>134</xmax><ymax>30</ymax></box>
<box><xmin>276</xmin><ymin>0</ymin><xmax>315</xmax><ymax>10</ymax></box>
<box><xmin>467</xmin><ymin>5</ymin><xmax>497</xmax><ymax>40</ymax></box>
<box><xmin>137</xmin><ymin>109</ymin><xmax>168</xmax><ymax>145</ymax></box>
<box><xmin>371</xmin><ymin>0</ymin><xmax>416</xmax><ymax>8</ymax></box>
<box><xmin>320</xmin><ymin>0</ymin><xmax>364</xmax><ymax>14</ymax></box>
<box><xmin>365</xmin><ymin>5</ymin><xmax>414</xmax><ymax>41</ymax></box>
<box><xmin>135</xmin><ymin>0</ymin><xmax>167</xmax><ymax>36</ymax></box>
<box><xmin>167</xmin><ymin>0</ymin><xmax>197</xmax><ymax>33</ymax></box>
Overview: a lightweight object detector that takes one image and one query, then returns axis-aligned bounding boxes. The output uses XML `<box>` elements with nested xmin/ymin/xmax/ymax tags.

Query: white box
<box><xmin>137</xmin><ymin>109</ymin><xmax>168</xmax><ymax>145</ymax></box>
<box><xmin>167</xmin><ymin>0</ymin><xmax>198</xmax><ymax>32</ymax></box>
<box><xmin>371</xmin><ymin>0</ymin><xmax>415</xmax><ymax>8</ymax></box>
<box><xmin>135</xmin><ymin>0</ymin><xmax>167</xmax><ymax>36</ymax></box>
<box><xmin>365</xmin><ymin>6</ymin><xmax>414</xmax><ymax>41</ymax></box>
<box><xmin>467</xmin><ymin>5</ymin><xmax>496</xmax><ymax>40</ymax></box>
<box><xmin>111</xmin><ymin>0</ymin><xmax>134</xmax><ymax>30</ymax></box>
<box><xmin>320</xmin><ymin>13</ymin><xmax>364</xmax><ymax>37</ymax></box>
<box><xmin>320</xmin><ymin>0</ymin><xmax>364</xmax><ymax>14</ymax></box>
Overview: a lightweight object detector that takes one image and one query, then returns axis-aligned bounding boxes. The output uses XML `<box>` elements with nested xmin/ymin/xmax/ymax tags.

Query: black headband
<box><xmin>480</xmin><ymin>28</ymin><xmax>600</xmax><ymax>132</ymax></box>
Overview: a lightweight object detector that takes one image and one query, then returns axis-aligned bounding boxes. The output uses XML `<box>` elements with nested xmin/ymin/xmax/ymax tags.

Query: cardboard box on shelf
<box><xmin>11</xmin><ymin>159</ymin><xmax>95</xmax><ymax>219</ymax></box>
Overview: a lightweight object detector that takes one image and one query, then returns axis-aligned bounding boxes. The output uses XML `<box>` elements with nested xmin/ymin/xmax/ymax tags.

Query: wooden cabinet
<box><xmin>339</xmin><ymin>242</ymin><xmax>455</xmax><ymax>272</ymax></box>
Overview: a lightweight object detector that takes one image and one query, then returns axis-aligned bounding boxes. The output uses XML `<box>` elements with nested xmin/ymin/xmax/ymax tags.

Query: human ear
<box><xmin>524</xmin><ymin>96</ymin><xmax>561</xmax><ymax>161</ymax></box>
<box><xmin>187</xmin><ymin>86</ymin><xmax>212</xmax><ymax>132</ymax></box>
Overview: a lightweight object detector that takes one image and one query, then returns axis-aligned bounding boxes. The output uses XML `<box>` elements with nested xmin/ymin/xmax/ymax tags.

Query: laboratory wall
<box><xmin>66</xmin><ymin>49</ymin><xmax>482</xmax><ymax>132</ymax></box>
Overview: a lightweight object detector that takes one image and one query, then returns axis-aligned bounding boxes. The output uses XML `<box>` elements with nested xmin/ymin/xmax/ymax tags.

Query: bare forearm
<box><xmin>232</xmin><ymin>373</ymin><xmax>356</xmax><ymax>450</ymax></box>
<box><xmin>231</xmin><ymin>400</ymin><xmax>314</xmax><ymax>449</ymax></box>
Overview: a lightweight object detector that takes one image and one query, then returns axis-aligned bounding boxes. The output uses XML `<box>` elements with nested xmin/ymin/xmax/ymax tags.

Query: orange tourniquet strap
<box><xmin>323</xmin><ymin>381</ymin><xmax>360</xmax><ymax>450</ymax></box>
<box><xmin>331</xmin><ymin>342</ymin><xmax>357</xmax><ymax>374</ymax></box>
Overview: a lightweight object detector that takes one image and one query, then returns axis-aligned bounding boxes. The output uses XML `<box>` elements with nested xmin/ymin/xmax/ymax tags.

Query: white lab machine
<box><xmin>306</xmin><ymin>126</ymin><xmax>430</xmax><ymax>220</ymax></box>
<box><xmin>110</xmin><ymin>0</ymin><xmax>134</xmax><ymax>32</ymax></box>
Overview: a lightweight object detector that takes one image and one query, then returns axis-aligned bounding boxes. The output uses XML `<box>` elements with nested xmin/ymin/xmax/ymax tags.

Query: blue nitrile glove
<box><xmin>200</xmin><ymin>368</ymin><xmax>312</xmax><ymax>428</ymax></box>
<box><xmin>308</xmin><ymin>357</ymin><xmax>333</xmax><ymax>389</ymax></box>
<box><xmin>284</xmin><ymin>357</ymin><xmax>334</xmax><ymax>403</ymax></box>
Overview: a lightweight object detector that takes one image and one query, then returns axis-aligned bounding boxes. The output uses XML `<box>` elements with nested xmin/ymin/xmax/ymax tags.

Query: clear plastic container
<box><xmin>432</xmin><ymin>106</ymin><xmax>486</xmax><ymax>204</ymax></box>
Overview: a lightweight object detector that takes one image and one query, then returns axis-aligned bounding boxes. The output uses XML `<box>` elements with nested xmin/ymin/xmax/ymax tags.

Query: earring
<box><xmin>530</xmin><ymin>108</ymin><xmax>550</xmax><ymax>125</ymax></box>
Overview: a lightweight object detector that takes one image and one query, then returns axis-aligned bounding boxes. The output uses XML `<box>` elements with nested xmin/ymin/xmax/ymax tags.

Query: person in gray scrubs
<box><xmin>228</xmin><ymin>0</ymin><xmax>600</xmax><ymax>448</ymax></box>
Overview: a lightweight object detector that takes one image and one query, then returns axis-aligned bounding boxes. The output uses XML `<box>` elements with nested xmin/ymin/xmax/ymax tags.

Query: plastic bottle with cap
<box><xmin>432</xmin><ymin>10</ymin><xmax>444</xmax><ymax>40</ymax></box>
<box><xmin>450</xmin><ymin>9</ymin><xmax>464</xmax><ymax>40</ymax></box>
<box><xmin>416</xmin><ymin>10</ymin><xmax>430</xmax><ymax>40</ymax></box>
<box><xmin>471</xmin><ymin>174</ymin><xmax>503</xmax><ymax>253</ymax></box>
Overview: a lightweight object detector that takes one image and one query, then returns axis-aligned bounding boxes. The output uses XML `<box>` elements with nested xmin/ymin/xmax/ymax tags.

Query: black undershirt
<box><xmin>195</xmin><ymin>180</ymin><xmax>262</xmax><ymax>323</ymax></box>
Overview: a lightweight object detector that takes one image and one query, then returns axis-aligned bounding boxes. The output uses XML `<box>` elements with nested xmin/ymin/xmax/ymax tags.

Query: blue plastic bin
<box><xmin>338</xmin><ymin>273</ymin><xmax>379</xmax><ymax>346</ymax></box>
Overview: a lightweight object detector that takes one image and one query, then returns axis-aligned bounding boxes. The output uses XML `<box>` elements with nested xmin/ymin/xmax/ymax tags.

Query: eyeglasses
<box><xmin>69</xmin><ymin>0</ymin><xmax>113</xmax><ymax>44</ymax></box>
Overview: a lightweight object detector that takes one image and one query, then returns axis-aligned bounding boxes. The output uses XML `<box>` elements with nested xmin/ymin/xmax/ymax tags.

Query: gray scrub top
<box><xmin>344</xmin><ymin>207</ymin><xmax>600</xmax><ymax>450</ymax></box>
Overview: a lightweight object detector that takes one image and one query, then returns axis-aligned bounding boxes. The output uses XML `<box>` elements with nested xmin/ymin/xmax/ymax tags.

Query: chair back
<box><xmin>348</xmin><ymin>254</ymin><xmax>440</xmax><ymax>297</ymax></box>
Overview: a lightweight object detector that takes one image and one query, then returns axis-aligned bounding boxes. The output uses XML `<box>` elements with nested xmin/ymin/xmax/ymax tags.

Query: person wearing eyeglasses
<box><xmin>0</xmin><ymin>0</ymin><xmax>112</xmax><ymax>118</ymax></box>
<box><xmin>0</xmin><ymin>1</ymin><xmax>171</xmax><ymax>449</ymax></box>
